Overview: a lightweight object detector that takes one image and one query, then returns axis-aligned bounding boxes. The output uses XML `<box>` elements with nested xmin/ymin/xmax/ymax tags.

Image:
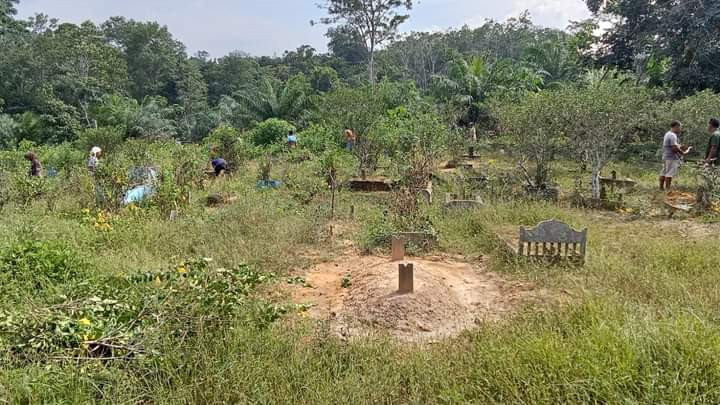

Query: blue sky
<box><xmin>16</xmin><ymin>0</ymin><xmax>591</xmax><ymax>57</ymax></box>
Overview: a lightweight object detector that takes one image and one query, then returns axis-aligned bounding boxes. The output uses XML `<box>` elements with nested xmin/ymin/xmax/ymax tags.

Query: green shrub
<box><xmin>74</xmin><ymin>126</ymin><xmax>126</xmax><ymax>155</ymax></box>
<box><xmin>251</xmin><ymin>118</ymin><xmax>294</xmax><ymax>147</ymax></box>
<box><xmin>205</xmin><ymin>125</ymin><xmax>255</xmax><ymax>167</ymax></box>
<box><xmin>357</xmin><ymin>211</ymin><xmax>396</xmax><ymax>253</ymax></box>
<box><xmin>668</xmin><ymin>90</ymin><xmax>720</xmax><ymax>152</ymax></box>
<box><xmin>0</xmin><ymin>114</ymin><xmax>18</xmax><ymax>149</ymax></box>
<box><xmin>300</xmin><ymin>124</ymin><xmax>342</xmax><ymax>155</ymax></box>
<box><xmin>0</xmin><ymin>239</ymin><xmax>85</xmax><ymax>291</ymax></box>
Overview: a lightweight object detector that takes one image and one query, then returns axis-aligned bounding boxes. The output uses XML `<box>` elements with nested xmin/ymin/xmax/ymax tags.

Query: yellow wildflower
<box><xmin>154</xmin><ymin>276</ymin><xmax>162</xmax><ymax>286</ymax></box>
<box><xmin>79</xmin><ymin>318</ymin><xmax>91</xmax><ymax>326</ymax></box>
<box><xmin>177</xmin><ymin>266</ymin><xmax>187</xmax><ymax>274</ymax></box>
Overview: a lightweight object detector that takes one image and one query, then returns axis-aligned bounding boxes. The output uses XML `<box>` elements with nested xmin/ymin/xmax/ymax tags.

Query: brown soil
<box><xmin>291</xmin><ymin>254</ymin><xmax>545</xmax><ymax>342</ymax></box>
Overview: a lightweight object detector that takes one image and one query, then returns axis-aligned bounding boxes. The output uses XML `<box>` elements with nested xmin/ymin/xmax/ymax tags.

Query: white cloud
<box><xmin>463</xmin><ymin>0</ymin><xmax>591</xmax><ymax>30</ymax></box>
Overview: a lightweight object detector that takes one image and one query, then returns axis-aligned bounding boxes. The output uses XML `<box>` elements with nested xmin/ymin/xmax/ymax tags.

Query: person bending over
<box><xmin>211</xmin><ymin>157</ymin><xmax>228</xmax><ymax>177</ymax></box>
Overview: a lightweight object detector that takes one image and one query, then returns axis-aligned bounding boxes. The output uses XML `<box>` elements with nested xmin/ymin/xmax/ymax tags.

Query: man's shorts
<box><xmin>660</xmin><ymin>160</ymin><xmax>681</xmax><ymax>178</ymax></box>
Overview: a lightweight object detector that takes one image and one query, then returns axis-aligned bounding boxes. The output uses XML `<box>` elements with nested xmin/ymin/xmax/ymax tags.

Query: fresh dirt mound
<box><xmin>292</xmin><ymin>255</ymin><xmax>545</xmax><ymax>342</ymax></box>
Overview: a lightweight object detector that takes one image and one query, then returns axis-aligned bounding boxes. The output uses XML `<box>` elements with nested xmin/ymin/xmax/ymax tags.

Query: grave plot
<box><xmin>444</xmin><ymin>193</ymin><xmax>483</xmax><ymax>211</ymax></box>
<box><xmin>348</xmin><ymin>176</ymin><xmax>395</xmax><ymax>192</ymax></box>
<box><xmin>291</xmin><ymin>252</ymin><xmax>545</xmax><ymax>342</ymax></box>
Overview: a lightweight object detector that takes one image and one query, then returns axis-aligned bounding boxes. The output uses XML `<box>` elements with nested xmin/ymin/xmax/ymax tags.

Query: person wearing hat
<box><xmin>88</xmin><ymin>147</ymin><xmax>102</xmax><ymax>173</ymax></box>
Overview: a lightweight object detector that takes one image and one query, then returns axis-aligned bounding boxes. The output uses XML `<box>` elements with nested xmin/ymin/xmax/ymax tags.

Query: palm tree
<box><xmin>232</xmin><ymin>74</ymin><xmax>312</xmax><ymax>127</ymax></box>
<box><xmin>523</xmin><ymin>34</ymin><xmax>581</xmax><ymax>87</ymax></box>
<box><xmin>431</xmin><ymin>56</ymin><xmax>544</xmax><ymax>126</ymax></box>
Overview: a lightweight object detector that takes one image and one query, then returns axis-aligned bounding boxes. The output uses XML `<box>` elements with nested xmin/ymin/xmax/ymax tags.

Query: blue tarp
<box><xmin>257</xmin><ymin>180</ymin><xmax>282</xmax><ymax>189</ymax></box>
<box><xmin>123</xmin><ymin>185</ymin><xmax>156</xmax><ymax>205</ymax></box>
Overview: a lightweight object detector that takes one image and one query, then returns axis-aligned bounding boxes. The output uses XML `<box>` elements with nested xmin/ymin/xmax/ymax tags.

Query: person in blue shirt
<box><xmin>211</xmin><ymin>157</ymin><xmax>228</xmax><ymax>176</ymax></box>
<box><xmin>287</xmin><ymin>130</ymin><xmax>298</xmax><ymax>148</ymax></box>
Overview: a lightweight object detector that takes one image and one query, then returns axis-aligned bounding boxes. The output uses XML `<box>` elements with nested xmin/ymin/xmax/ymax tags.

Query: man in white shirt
<box><xmin>659</xmin><ymin>121</ymin><xmax>691</xmax><ymax>190</ymax></box>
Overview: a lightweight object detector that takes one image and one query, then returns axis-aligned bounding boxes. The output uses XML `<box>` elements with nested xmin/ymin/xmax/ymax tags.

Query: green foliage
<box><xmin>0</xmin><ymin>114</ymin><xmax>18</xmax><ymax>149</ymax></box>
<box><xmin>431</xmin><ymin>56</ymin><xmax>544</xmax><ymax>127</ymax></box>
<box><xmin>233</xmin><ymin>74</ymin><xmax>312</xmax><ymax>128</ymax></box>
<box><xmin>493</xmin><ymin>90</ymin><xmax>571</xmax><ymax>187</ymax></box>
<box><xmin>251</xmin><ymin>118</ymin><xmax>294</xmax><ymax>147</ymax></box>
<box><xmin>299</xmin><ymin>124</ymin><xmax>341</xmax><ymax>154</ymax></box>
<box><xmin>587</xmin><ymin>0</ymin><xmax>720</xmax><ymax>94</ymax></box>
<box><xmin>310</xmin><ymin>66</ymin><xmax>339</xmax><ymax>93</ymax></box>
<box><xmin>667</xmin><ymin>90</ymin><xmax>720</xmax><ymax>150</ymax></box>
<box><xmin>0</xmin><ymin>239</ymin><xmax>85</xmax><ymax>293</ymax></box>
<box><xmin>205</xmin><ymin>125</ymin><xmax>251</xmax><ymax>167</ymax></box>
<box><xmin>93</xmin><ymin>94</ymin><xmax>177</xmax><ymax>139</ymax></box>
<box><xmin>74</xmin><ymin>126</ymin><xmax>125</xmax><ymax>154</ymax></box>
<box><xmin>0</xmin><ymin>256</ymin><xmax>276</xmax><ymax>363</ymax></box>
<box><xmin>313</xmin><ymin>81</ymin><xmax>420</xmax><ymax>174</ymax></box>
<box><xmin>357</xmin><ymin>210</ymin><xmax>396</xmax><ymax>253</ymax></box>
<box><xmin>316</xmin><ymin>0</ymin><xmax>414</xmax><ymax>83</ymax></box>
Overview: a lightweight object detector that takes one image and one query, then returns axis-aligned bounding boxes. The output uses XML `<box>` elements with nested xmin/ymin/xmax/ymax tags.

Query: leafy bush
<box><xmin>0</xmin><ymin>239</ymin><xmax>85</xmax><ymax>292</ymax></box>
<box><xmin>251</xmin><ymin>118</ymin><xmax>294</xmax><ymax>147</ymax></box>
<box><xmin>0</xmin><ymin>257</ymin><xmax>277</xmax><ymax>363</ymax></box>
<box><xmin>667</xmin><ymin>90</ymin><xmax>720</xmax><ymax>152</ymax></box>
<box><xmin>357</xmin><ymin>211</ymin><xmax>396</xmax><ymax>253</ymax></box>
<box><xmin>493</xmin><ymin>90</ymin><xmax>571</xmax><ymax>187</ymax></box>
<box><xmin>75</xmin><ymin>126</ymin><xmax>126</xmax><ymax>155</ymax></box>
<box><xmin>41</xmin><ymin>142</ymin><xmax>85</xmax><ymax>174</ymax></box>
<box><xmin>205</xmin><ymin>125</ymin><xmax>253</xmax><ymax>167</ymax></box>
<box><xmin>0</xmin><ymin>114</ymin><xmax>19</xmax><ymax>149</ymax></box>
<box><xmin>299</xmin><ymin>124</ymin><xmax>341</xmax><ymax>155</ymax></box>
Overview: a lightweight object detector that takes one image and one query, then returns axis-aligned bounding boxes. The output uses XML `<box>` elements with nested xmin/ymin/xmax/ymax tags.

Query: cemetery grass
<box><xmin>3</xmin><ymin>159</ymin><xmax>720</xmax><ymax>403</ymax></box>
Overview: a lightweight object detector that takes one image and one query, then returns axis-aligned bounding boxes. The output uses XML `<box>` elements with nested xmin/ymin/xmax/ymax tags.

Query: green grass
<box><xmin>2</xmin><ymin>149</ymin><xmax>720</xmax><ymax>403</ymax></box>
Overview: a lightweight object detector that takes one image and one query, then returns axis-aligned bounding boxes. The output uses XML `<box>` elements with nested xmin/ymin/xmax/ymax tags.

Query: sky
<box><xmin>16</xmin><ymin>0</ymin><xmax>592</xmax><ymax>58</ymax></box>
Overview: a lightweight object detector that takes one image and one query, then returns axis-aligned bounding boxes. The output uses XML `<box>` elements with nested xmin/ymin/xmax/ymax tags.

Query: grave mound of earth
<box><xmin>292</xmin><ymin>255</ymin><xmax>546</xmax><ymax>342</ymax></box>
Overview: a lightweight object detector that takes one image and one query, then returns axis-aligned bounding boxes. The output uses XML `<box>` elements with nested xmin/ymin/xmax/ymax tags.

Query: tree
<box><xmin>0</xmin><ymin>113</ymin><xmax>18</xmax><ymax>148</ymax></box>
<box><xmin>102</xmin><ymin>17</ymin><xmax>186</xmax><ymax>101</ymax></box>
<box><xmin>92</xmin><ymin>94</ymin><xmax>177</xmax><ymax>139</ymax></box>
<box><xmin>565</xmin><ymin>76</ymin><xmax>657</xmax><ymax>199</ymax></box>
<box><xmin>380</xmin><ymin>31</ymin><xmax>446</xmax><ymax>90</ymax></box>
<box><xmin>587</xmin><ymin>0</ymin><xmax>720</xmax><ymax>94</ymax></box>
<box><xmin>315</xmin><ymin>0</ymin><xmax>414</xmax><ymax>85</ymax></box>
<box><xmin>326</xmin><ymin>25</ymin><xmax>369</xmax><ymax>66</ymax></box>
<box><xmin>176</xmin><ymin>60</ymin><xmax>209</xmax><ymax>141</ymax></box>
<box><xmin>523</xmin><ymin>32</ymin><xmax>581</xmax><ymax>87</ymax></box>
<box><xmin>0</xmin><ymin>0</ymin><xmax>21</xmax><ymax>33</ymax></box>
<box><xmin>430</xmin><ymin>56</ymin><xmax>544</xmax><ymax>127</ymax></box>
<box><xmin>493</xmin><ymin>91</ymin><xmax>571</xmax><ymax>189</ymax></box>
<box><xmin>40</xmin><ymin>22</ymin><xmax>128</xmax><ymax>126</ymax></box>
<box><xmin>310</xmin><ymin>66</ymin><xmax>339</xmax><ymax>92</ymax></box>
<box><xmin>232</xmin><ymin>74</ymin><xmax>312</xmax><ymax>127</ymax></box>
<box><xmin>198</xmin><ymin>51</ymin><xmax>263</xmax><ymax>104</ymax></box>
<box><xmin>313</xmin><ymin>80</ymin><xmax>420</xmax><ymax>174</ymax></box>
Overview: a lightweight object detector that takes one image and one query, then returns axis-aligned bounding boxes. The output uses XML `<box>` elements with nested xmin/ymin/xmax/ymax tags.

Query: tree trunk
<box><xmin>591</xmin><ymin>165</ymin><xmax>602</xmax><ymax>199</ymax></box>
<box><xmin>369</xmin><ymin>42</ymin><xmax>376</xmax><ymax>87</ymax></box>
